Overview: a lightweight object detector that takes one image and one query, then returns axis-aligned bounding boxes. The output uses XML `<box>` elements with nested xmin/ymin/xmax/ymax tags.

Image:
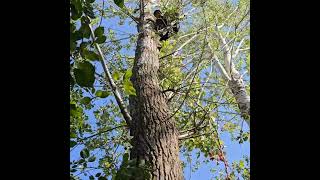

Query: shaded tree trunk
<box><xmin>128</xmin><ymin>1</ymin><xmax>183</xmax><ymax>179</ymax></box>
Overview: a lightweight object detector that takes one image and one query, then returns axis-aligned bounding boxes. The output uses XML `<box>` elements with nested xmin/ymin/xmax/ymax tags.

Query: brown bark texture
<box><xmin>128</xmin><ymin>2</ymin><xmax>183</xmax><ymax>180</ymax></box>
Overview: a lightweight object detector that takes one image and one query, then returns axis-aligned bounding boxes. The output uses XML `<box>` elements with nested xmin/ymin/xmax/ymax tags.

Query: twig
<box><xmin>111</xmin><ymin>4</ymin><xmax>140</xmax><ymax>24</ymax></box>
<box><xmin>166</xmin><ymin>8</ymin><xmax>209</xmax><ymax>121</ymax></box>
<box><xmin>160</xmin><ymin>30</ymin><xmax>200</xmax><ymax>59</ymax></box>
<box><xmin>79</xmin><ymin>125</ymin><xmax>127</xmax><ymax>141</ymax></box>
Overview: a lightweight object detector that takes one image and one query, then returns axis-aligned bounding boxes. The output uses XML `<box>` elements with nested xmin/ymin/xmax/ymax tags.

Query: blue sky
<box><xmin>71</xmin><ymin>1</ymin><xmax>249</xmax><ymax>179</ymax></box>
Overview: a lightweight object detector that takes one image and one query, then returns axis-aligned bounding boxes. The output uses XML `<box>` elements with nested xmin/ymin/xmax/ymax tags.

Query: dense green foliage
<box><xmin>70</xmin><ymin>0</ymin><xmax>250</xmax><ymax>179</ymax></box>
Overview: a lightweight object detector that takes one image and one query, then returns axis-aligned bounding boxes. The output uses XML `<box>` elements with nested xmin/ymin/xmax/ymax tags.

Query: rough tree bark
<box><xmin>128</xmin><ymin>0</ymin><xmax>183</xmax><ymax>179</ymax></box>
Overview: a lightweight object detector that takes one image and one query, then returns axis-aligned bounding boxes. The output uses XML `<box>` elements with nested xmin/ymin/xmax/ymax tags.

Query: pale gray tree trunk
<box><xmin>212</xmin><ymin>28</ymin><xmax>250</xmax><ymax>126</ymax></box>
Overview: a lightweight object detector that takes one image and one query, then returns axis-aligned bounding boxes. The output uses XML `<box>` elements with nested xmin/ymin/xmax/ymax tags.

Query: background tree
<box><xmin>70</xmin><ymin>0</ymin><xmax>250</xmax><ymax>179</ymax></box>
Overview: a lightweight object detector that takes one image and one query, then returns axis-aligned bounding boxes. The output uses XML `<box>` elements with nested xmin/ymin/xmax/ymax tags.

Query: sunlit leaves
<box><xmin>95</xmin><ymin>90</ymin><xmax>110</xmax><ymax>98</ymax></box>
<box><xmin>69</xmin><ymin>0</ymin><xmax>250</xmax><ymax>179</ymax></box>
<box><xmin>112</xmin><ymin>71</ymin><xmax>121</xmax><ymax>81</ymax></box>
<box><xmin>124</xmin><ymin>80</ymin><xmax>136</xmax><ymax>96</ymax></box>
<box><xmin>123</xmin><ymin>69</ymin><xmax>136</xmax><ymax>96</ymax></box>
<box><xmin>70</xmin><ymin>103</ymin><xmax>83</xmax><ymax>118</ymax></box>
<box><xmin>124</xmin><ymin>69</ymin><xmax>132</xmax><ymax>80</ymax></box>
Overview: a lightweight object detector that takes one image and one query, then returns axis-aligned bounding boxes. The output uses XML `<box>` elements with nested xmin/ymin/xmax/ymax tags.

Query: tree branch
<box><xmin>232</xmin><ymin>37</ymin><xmax>246</xmax><ymax>59</ymax></box>
<box><xmin>79</xmin><ymin>125</ymin><xmax>127</xmax><ymax>141</ymax></box>
<box><xmin>111</xmin><ymin>4</ymin><xmax>140</xmax><ymax>24</ymax></box>
<box><xmin>87</xmin><ymin>20</ymin><xmax>132</xmax><ymax>127</ymax></box>
<box><xmin>178</xmin><ymin>132</ymin><xmax>212</xmax><ymax>140</ymax></box>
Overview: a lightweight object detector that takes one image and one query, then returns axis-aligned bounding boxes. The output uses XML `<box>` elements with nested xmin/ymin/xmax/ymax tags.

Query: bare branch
<box><xmin>79</xmin><ymin>125</ymin><xmax>127</xmax><ymax>141</ymax></box>
<box><xmin>207</xmin><ymin>41</ymin><xmax>231</xmax><ymax>80</ymax></box>
<box><xmin>232</xmin><ymin>37</ymin><xmax>246</xmax><ymax>59</ymax></box>
<box><xmin>87</xmin><ymin>20</ymin><xmax>132</xmax><ymax>126</ymax></box>
<box><xmin>160</xmin><ymin>33</ymin><xmax>199</xmax><ymax>59</ymax></box>
<box><xmin>179</xmin><ymin>132</ymin><xmax>212</xmax><ymax>140</ymax></box>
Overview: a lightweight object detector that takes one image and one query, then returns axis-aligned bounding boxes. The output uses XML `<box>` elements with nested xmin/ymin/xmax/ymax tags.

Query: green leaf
<box><xmin>70</xmin><ymin>0</ymin><xmax>83</xmax><ymax>20</ymax></box>
<box><xmin>74</xmin><ymin>61</ymin><xmax>95</xmax><ymax>87</ymax></box>
<box><xmin>89</xmin><ymin>175</ymin><xmax>95</xmax><ymax>180</ymax></box>
<box><xmin>113</xmin><ymin>71</ymin><xmax>120</xmax><ymax>81</ymax></box>
<box><xmin>70</xmin><ymin>141</ymin><xmax>77</xmax><ymax>148</ymax></box>
<box><xmin>123</xmin><ymin>69</ymin><xmax>135</xmax><ymax>95</ymax></box>
<box><xmin>95</xmin><ymin>90</ymin><xmax>110</xmax><ymax>98</ymax></box>
<box><xmin>70</xmin><ymin>41</ymin><xmax>77</xmax><ymax>52</ymax></box>
<box><xmin>80</xmin><ymin>148</ymin><xmax>90</xmax><ymax>159</ymax></box>
<box><xmin>88</xmin><ymin>156</ymin><xmax>96</xmax><ymax>162</ymax></box>
<box><xmin>71</xmin><ymin>0</ymin><xmax>82</xmax><ymax>12</ymax></box>
<box><xmin>123</xmin><ymin>153</ymin><xmax>129</xmax><ymax>164</ymax></box>
<box><xmin>79</xmin><ymin>24</ymin><xmax>91</xmax><ymax>39</ymax></box>
<box><xmin>81</xmin><ymin>97</ymin><xmax>92</xmax><ymax>105</ymax></box>
<box><xmin>123</xmin><ymin>80</ymin><xmax>136</xmax><ymax>96</ymax></box>
<box><xmin>95</xmin><ymin>35</ymin><xmax>107</xmax><ymax>44</ymax></box>
<box><xmin>71</xmin><ymin>6</ymin><xmax>82</xmax><ymax>20</ymax></box>
<box><xmin>94</xmin><ymin>27</ymin><xmax>104</xmax><ymax>38</ymax></box>
<box><xmin>71</xmin><ymin>30</ymin><xmax>82</xmax><ymax>42</ymax></box>
<box><xmin>239</xmin><ymin>160</ymin><xmax>245</xmax><ymax>169</ymax></box>
<box><xmin>80</xmin><ymin>42</ymin><xmax>90</xmax><ymax>51</ymax></box>
<box><xmin>71</xmin><ymin>168</ymin><xmax>77</xmax><ymax>173</ymax></box>
<box><xmin>114</xmin><ymin>0</ymin><xmax>124</xmax><ymax>8</ymax></box>
<box><xmin>95</xmin><ymin>173</ymin><xmax>101</xmax><ymax>177</ymax></box>
<box><xmin>91</xmin><ymin>87</ymin><xmax>96</xmax><ymax>94</ymax></box>
<box><xmin>88</xmin><ymin>0</ymin><xmax>95</xmax><ymax>3</ymax></box>
<box><xmin>78</xmin><ymin>159</ymin><xmax>86</xmax><ymax>164</ymax></box>
<box><xmin>124</xmin><ymin>69</ymin><xmax>133</xmax><ymax>80</ymax></box>
<box><xmin>83</xmin><ymin>50</ymin><xmax>100</xmax><ymax>61</ymax></box>
<box><xmin>70</xmin><ymin>132</ymin><xmax>77</xmax><ymax>138</ymax></box>
<box><xmin>81</xmin><ymin>16</ymin><xmax>91</xmax><ymax>25</ymax></box>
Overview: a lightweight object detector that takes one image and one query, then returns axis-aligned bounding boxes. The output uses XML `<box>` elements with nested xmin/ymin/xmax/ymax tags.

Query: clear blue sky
<box><xmin>71</xmin><ymin>1</ymin><xmax>249</xmax><ymax>179</ymax></box>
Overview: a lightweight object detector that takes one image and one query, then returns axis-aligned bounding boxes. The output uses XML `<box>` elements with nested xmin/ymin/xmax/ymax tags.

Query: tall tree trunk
<box><xmin>128</xmin><ymin>1</ymin><xmax>183</xmax><ymax>179</ymax></box>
